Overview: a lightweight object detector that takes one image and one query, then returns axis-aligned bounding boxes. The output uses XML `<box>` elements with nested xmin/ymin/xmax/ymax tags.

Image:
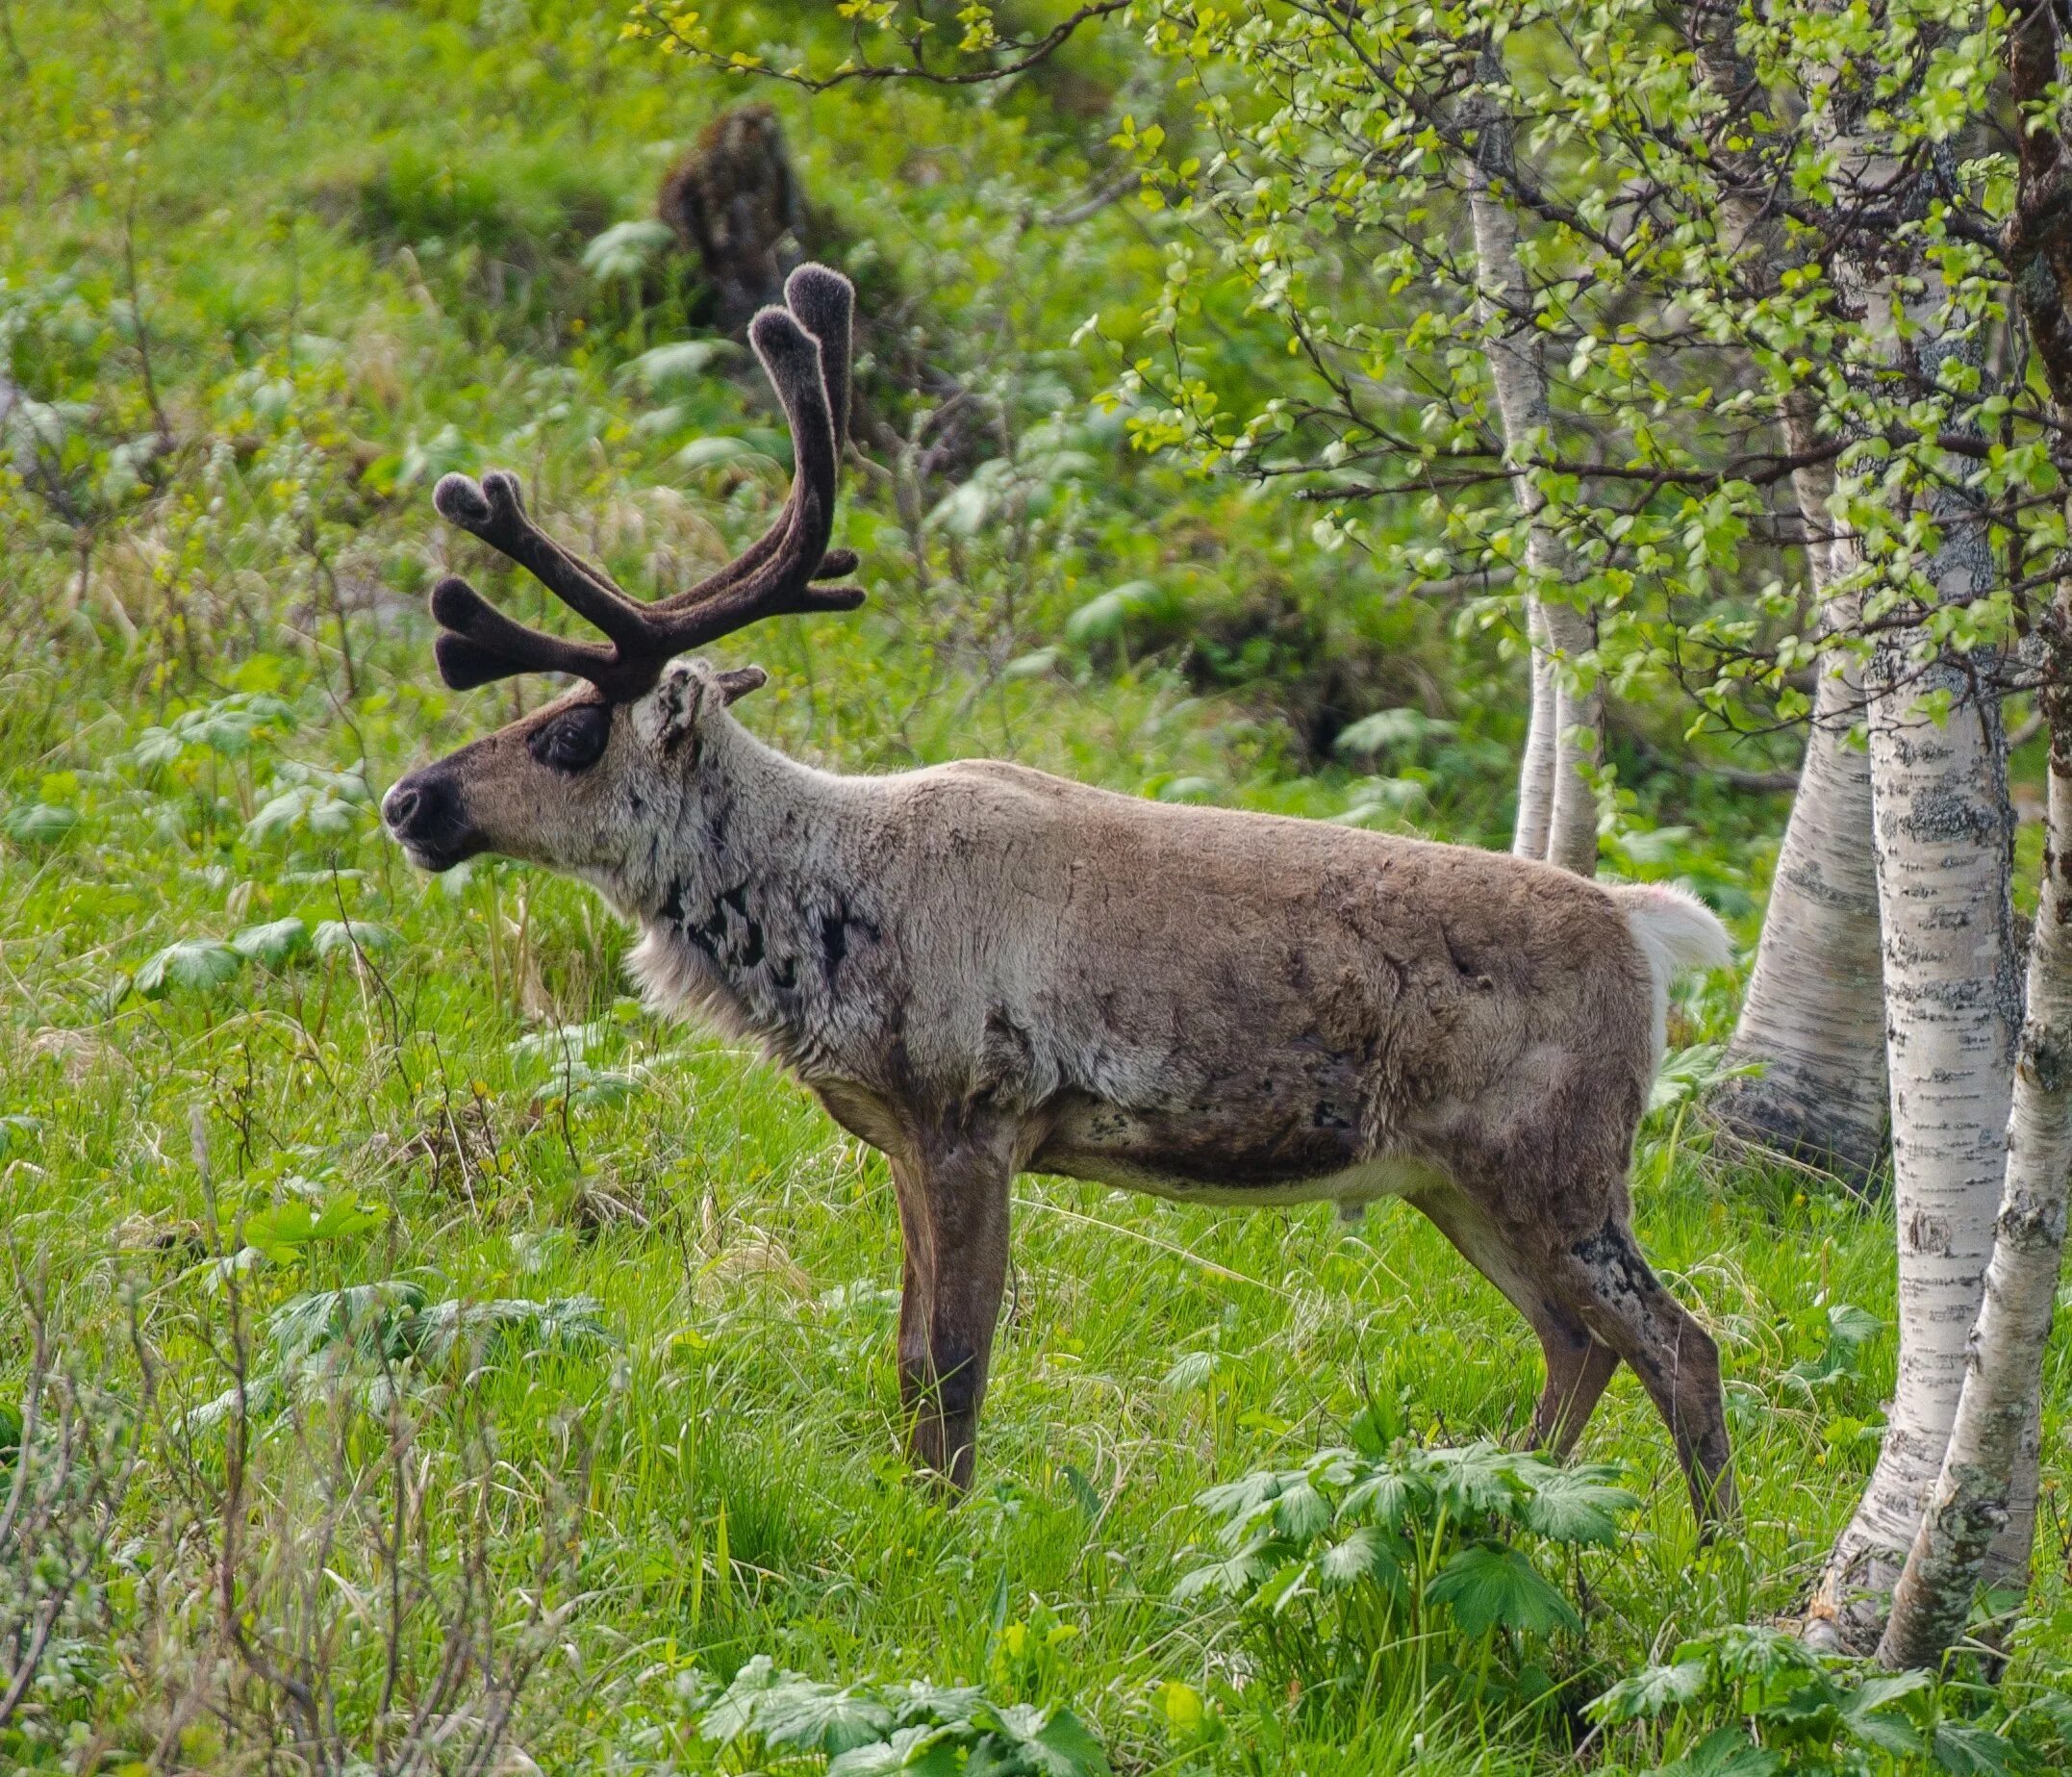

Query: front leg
<box><xmin>890</xmin><ymin>1128</ymin><xmax>1012</xmax><ymax>1490</ymax></box>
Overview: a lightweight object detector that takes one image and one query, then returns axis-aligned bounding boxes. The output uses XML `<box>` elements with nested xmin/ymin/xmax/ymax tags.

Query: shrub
<box><xmin>1175</xmin><ymin>1430</ymin><xmax>1637</xmax><ymax>1730</ymax></box>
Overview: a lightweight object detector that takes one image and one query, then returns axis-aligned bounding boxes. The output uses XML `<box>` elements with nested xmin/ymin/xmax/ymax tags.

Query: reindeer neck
<box><xmin>624</xmin><ymin>716</ymin><xmax>889</xmax><ymax>1069</ymax></box>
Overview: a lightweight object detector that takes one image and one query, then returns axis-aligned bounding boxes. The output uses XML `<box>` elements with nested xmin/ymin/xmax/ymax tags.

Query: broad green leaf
<box><xmin>1929</xmin><ymin>1720</ymin><xmax>2031</xmax><ymax>1776</ymax></box>
<box><xmin>1316</xmin><ymin>1524</ymin><xmax>1403</xmax><ymax>1594</ymax></box>
<box><xmin>1064</xmin><ymin>580</ymin><xmax>1158</xmax><ymax>643</ymax></box>
<box><xmin>967</xmin><ymin>1702</ymin><xmax>1108</xmax><ymax>1777</ymax></box>
<box><xmin>1332</xmin><ymin>707</ymin><xmax>1455</xmax><ymax>756</ymax></box>
<box><xmin>1589</xmin><ymin>1659</ymin><xmax>1708</xmax><ymax>1723</ymax></box>
<box><xmin>232</xmin><ymin>917</ymin><xmax>310</xmax><ymax>965</ymax></box>
<box><xmin>311</xmin><ymin>919</ymin><xmax>399</xmax><ymax>958</ymax></box>
<box><xmin>1510</xmin><ymin>1460</ymin><xmax>1639</xmax><ymax>1545</ymax></box>
<box><xmin>828</xmin><ymin>1723</ymin><xmax>968</xmax><ymax>1776</ymax></box>
<box><xmin>136</xmin><ymin>938</ymin><xmax>243</xmax><ymax>998</ymax></box>
<box><xmin>1338</xmin><ymin>1462</ymin><xmax>1425</xmax><ymax>1528</ymax></box>
<box><xmin>1425</xmin><ymin>1543</ymin><xmax>1580</xmax><ymax>1637</ymax></box>
<box><xmin>1648</xmin><ymin>1725</ymin><xmax>1782</xmax><ymax>1777</ymax></box>
<box><xmin>580</xmin><ymin>217</ymin><xmax>675</xmax><ymax>281</ymax></box>
<box><xmin>1269</xmin><ymin>1479</ymin><xmax>1330</xmax><ymax>1540</ymax></box>
<box><xmin>3</xmin><ymin>801</ymin><xmax>79</xmax><ymax>844</ymax></box>
<box><xmin>698</xmin><ymin>1655</ymin><xmax>785</xmax><ymax>1742</ymax></box>
<box><xmin>753</xmin><ymin>1682</ymin><xmax>896</xmax><ymax>1754</ymax></box>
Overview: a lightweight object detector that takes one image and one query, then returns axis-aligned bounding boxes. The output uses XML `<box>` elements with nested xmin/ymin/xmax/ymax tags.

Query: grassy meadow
<box><xmin>2</xmin><ymin>3</ymin><xmax>2067</xmax><ymax>1771</ymax></box>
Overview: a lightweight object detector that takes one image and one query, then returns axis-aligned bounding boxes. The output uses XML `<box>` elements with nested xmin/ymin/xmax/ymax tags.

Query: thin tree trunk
<box><xmin>1686</xmin><ymin>5</ymin><xmax>1892</xmax><ymax>1178</ymax></box>
<box><xmin>1807</xmin><ymin>451</ymin><xmax>2022</xmax><ymax>1649</ymax></box>
<box><xmin>1877</xmin><ymin>589</ymin><xmax>2072</xmax><ymax>1668</ymax></box>
<box><xmin>1514</xmin><ymin>598</ymin><xmax>1557</xmax><ymax>859</ymax></box>
<box><xmin>1714</xmin><ymin>659</ymin><xmax>1888</xmax><ymax>1181</ymax></box>
<box><xmin>1715</xmin><ymin>466</ymin><xmax>1887</xmax><ymax>1184</ymax></box>
<box><xmin>1467</xmin><ymin>45</ymin><xmax>1600</xmax><ymax>877</ymax></box>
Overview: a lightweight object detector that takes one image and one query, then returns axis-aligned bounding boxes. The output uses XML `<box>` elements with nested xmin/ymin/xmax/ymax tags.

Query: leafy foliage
<box><xmin>185</xmin><ymin>1282</ymin><xmax>612</xmax><ymax>1429</ymax></box>
<box><xmin>685</xmin><ymin>1656</ymin><xmax>1108</xmax><ymax>1775</ymax></box>
<box><xmin>1176</xmin><ymin>1433</ymin><xmax>1635</xmax><ymax>1722</ymax></box>
<box><xmin>1589</xmin><ymin>1625</ymin><xmax>2071</xmax><ymax>1775</ymax></box>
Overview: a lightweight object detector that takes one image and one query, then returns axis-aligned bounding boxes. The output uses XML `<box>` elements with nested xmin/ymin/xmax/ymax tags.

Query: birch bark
<box><xmin>1513</xmin><ymin>599</ymin><xmax>1557</xmax><ymax>860</ymax></box>
<box><xmin>1877</xmin><ymin>605</ymin><xmax>2072</xmax><ymax>1665</ymax></box>
<box><xmin>1869</xmin><ymin>0</ymin><xmax>2072</xmax><ymax>1658</ymax></box>
<box><xmin>1684</xmin><ymin>6</ymin><xmax>1889</xmax><ymax>1178</ymax></box>
<box><xmin>1714</xmin><ymin>466</ymin><xmax>1888</xmax><ymax>1185</ymax></box>
<box><xmin>1466</xmin><ymin>46</ymin><xmax>1600</xmax><ymax>876</ymax></box>
<box><xmin>1807</xmin><ymin>430</ymin><xmax>2021</xmax><ymax>1647</ymax></box>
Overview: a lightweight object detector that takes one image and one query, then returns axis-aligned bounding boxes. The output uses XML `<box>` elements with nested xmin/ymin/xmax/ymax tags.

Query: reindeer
<box><xmin>384</xmin><ymin>266</ymin><xmax>1737</xmax><ymax>1523</ymax></box>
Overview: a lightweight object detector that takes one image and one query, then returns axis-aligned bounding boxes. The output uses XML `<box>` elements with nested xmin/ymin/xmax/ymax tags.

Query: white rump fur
<box><xmin>1608</xmin><ymin>881</ymin><xmax>1734</xmax><ymax>1062</ymax></box>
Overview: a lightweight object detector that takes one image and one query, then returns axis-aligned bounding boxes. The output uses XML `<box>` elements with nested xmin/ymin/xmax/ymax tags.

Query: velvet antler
<box><xmin>426</xmin><ymin>264</ymin><xmax>861</xmax><ymax>701</ymax></box>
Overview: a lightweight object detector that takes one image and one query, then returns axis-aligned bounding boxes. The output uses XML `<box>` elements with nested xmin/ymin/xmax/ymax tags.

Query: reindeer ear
<box><xmin>713</xmin><ymin>666</ymin><xmax>769</xmax><ymax>706</ymax></box>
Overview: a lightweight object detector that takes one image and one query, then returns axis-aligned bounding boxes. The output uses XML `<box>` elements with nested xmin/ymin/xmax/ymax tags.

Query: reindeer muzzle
<box><xmin>382</xmin><ymin>766</ymin><xmax>482</xmax><ymax>873</ymax></box>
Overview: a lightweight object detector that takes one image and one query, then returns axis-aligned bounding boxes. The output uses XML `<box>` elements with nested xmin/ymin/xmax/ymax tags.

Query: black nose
<box><xmin>382</xmin><ymin>769</ymin><xmax>475</xmax><ymax>870</ymax></box>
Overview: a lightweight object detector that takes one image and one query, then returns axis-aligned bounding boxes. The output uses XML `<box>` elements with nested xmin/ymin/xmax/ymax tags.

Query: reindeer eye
<box><xmin>530</xmin><ymin>702</ymin><xmax>612</xmax><ymax>773</ymax></box>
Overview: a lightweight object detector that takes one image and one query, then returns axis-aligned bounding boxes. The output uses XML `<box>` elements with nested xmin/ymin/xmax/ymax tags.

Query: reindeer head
<box><xmin>382</xmin><ymin>265</ymin><xmax>859</xmax><ymax>878</ymax></box>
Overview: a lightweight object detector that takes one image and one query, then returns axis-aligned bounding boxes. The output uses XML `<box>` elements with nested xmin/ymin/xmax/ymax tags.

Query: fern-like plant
<box><xmin>1175</xmin><ymin>1428</ymin><xmax>1637</xmax><ymax>1727</ymax></box>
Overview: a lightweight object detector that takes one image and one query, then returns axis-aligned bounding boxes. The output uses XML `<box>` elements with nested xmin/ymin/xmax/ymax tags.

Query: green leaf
<box><xmin>1420</xmin><ymin>1442</ymin><xmax>1524</xmax><ymax>1518</ymax></box>
<box><xmin>968</xmin><ymin>1702</ymin><xmax>1108</xmax><ymax>1777</ymax></box>
<box><xmin>698</xmin><ymin>1655</ymin><xmax>785</xmax><ymax>1742</ymax></box>
<box><xmin>1064</xmin><ymin>580</ymin><xmax>1158</xmax><ymax>643</ymax></box>
<box><xmin>311</xmin><ymin>919</ymin><xmax>398</xmax><ymax>958</ymax></box>
<box><xmin>828</xmin><ymin>1724</ymin><xmax>969</xmax><ymax>1776</ymax></box>
<box><xmin>1648</xmin><ymin>1725</ymin><xmax>1782</xmax><ymax>1777</ymax></box>
<box><xmin>3</xmin><ymin>801</ymin><xmax>80</xmax><ymax>844</ymax></box>
<box><xmin>232</xmin><ymin>917</ymin><xmax>311</xmax><ymax>966</ymax></box>
<box><xmin>619</xmin><ymin>336</ymin><xmax>736</xmax><ymax>391</ymax></box>
<box><xmin>1589</xmin><ymin>1659</ymin><xmax>1709</xmax><ymax>1724</ymax></box>
<box><xmin>1425</xmin><ymin>1544</ymin><xmax>1580</xmax><ymax>1637</ymax></box>
<box><xmin>1332</xmin><ymin>707</ymin><xmax>1456</xmax><ymax>756</ymax></box>
<box><xmin>240</xmin><ymin>1198</ymin><xmax>381</xmax><ymax>1264</ymax></box>
<box><xmin>1338</xmin><ymin>1462</ymin><xmax>1425</xmax><ymax>1529</ymax></box>
<box><xmin>1316</xmin><ymin>1524</ymin><xmax>1403</xmax><ymax>1594</ymax></box>
<box><xmin>1929</xmin><ymin>1720</ymin><xmax>2033</xmax><ymax>1776</ymax></box>
<box><xmin>675</xmin><ymin>435</ymin><xmax>771</xmax><ymax>473</ymax></box>
<box><xmin>1510</xmin><ymin>1460</ymin><xmax>1639</xmax><ymax>1545</ymax></box>
<box><xmin>1269</xmin><ymin>1479</ymin><xmax>1331</xmax><ymax>1540</ymax></box>
<box><xmin>580</xmin><ymin>217</ymin><xmax>675</xmax><ymax>281</ymax></box>
<box><xmin>136</xmin><ymin>938</ymin><xmax>244</xmax><ymax>999</ymax></box>
<box><xmin>753</xmin><ymin>1682</ymin><xmax>896</xmax><ymax>1754</ymax></box>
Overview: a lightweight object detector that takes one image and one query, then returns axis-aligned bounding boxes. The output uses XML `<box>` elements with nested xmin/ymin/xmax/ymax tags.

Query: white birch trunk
<box><xmin>1807</xmin><ymin>459</ymin><xmax>2021</xmax><ymax>1649</ymax></box>
<box><xmin>1684</xmin><ymin>4</ymin><xmax>1893</xmax><ymax>1179</ymax></box>
<box><xmin>1514</xmin><ymin>597</ymin><xmax>1557</xmax><ymax>860</ymax></box>
<box><xmin>1715</xmin><ymin>444</ymin><xmax>1888</xmax><ymax>1184</ymax></box>
<box><xmin>1467</xmin><ymin>47</ymin><xmax>1600</xmax><ymax>878</ymax></box>
<box><xmin>1877</xmin><ymin>629</ymin><xmax>2072</xmax><ymax>1667</ymax></box>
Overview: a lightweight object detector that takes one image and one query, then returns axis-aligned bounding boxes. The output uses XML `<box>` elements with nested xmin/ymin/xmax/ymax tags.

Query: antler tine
<box><xmin>785</xmin><ymin>262</ymin><xmax>853</xmax><ymax>451</ymax></box>
<box><xmin>645</xmin><ymin>305</ymin><xmax>860</xmax><ymax>653</ymax></box>
<box><xmin>432</xmin><ymin>471</ymin><xmax>658</xmax><ymax>652</ymax></box>
<box><xmin>428</xmin><ymin>572</ymin><xmax>640</xmax><ymax>697</ymax></box>
<box><xmin>650</xmin><ymin>262</ymin><xmax>857</xmax><ymax>614</ymax></box>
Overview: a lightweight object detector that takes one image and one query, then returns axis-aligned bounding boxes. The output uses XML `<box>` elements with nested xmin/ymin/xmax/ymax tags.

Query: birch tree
<box><xmin>1464</xmin><ymin>43</ymin><xmax>1600</xmax><ymax>875</ymax></box>
<box><xmin>1876</xmin><ymin>0</ymin><xmax>2072</xmax><ymax>1663</ymax></box>
<box><xmin>1684</xmin><ymin>0</ymin><xmax>1890</xmax><ymax>1182</ymax></box>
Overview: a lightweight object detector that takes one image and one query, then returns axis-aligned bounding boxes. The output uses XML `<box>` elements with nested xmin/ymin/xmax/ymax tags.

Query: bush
<box><xmin>1175</xmin><ymin>1428</ymin><xmax>1637</xmax><ymax>1731</ymax></box>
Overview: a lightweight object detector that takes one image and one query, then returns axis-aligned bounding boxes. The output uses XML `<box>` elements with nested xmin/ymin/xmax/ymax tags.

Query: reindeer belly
<box><xmin>1032</xmin><ymin>1098</ymin><xmax>1444</xmax><ymax>1210</ymax></box>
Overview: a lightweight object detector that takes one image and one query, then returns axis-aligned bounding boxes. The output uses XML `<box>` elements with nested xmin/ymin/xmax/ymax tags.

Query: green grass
<box><xmin>2</xmin><ymin>2</ymin><xmax>2068</xmax><ymax>1771</ymax></box>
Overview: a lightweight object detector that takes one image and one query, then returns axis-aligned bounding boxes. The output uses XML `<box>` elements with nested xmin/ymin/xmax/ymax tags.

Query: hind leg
<box><xmin>1551</xmin><ymin>1216</ymin><xmax>1734</xmax><ymax>1527</ymax></box>
<box><xmin>1413</xmin><ymin>1185</ymin><xmax>1622</xmax><ymax>1458</ymax></box>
